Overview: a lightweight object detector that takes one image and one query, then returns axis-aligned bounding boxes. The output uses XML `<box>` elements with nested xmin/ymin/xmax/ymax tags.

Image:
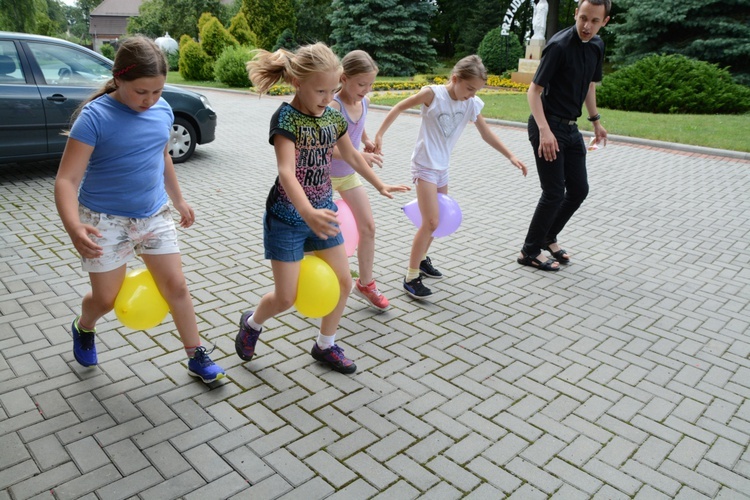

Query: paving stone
<box><xmin>104</xmin><ymin>438</ymin><xmax>150</xmax><ymax>475</ymax></box>
<box><xmin>2</xmin><ymin>88</ymin><xmax>750</xmax><ymax>498</ymax></box>
<box><xmin>304</xmin><ymin>451</ymin><xmax>357</xmax><ymax>489</ymax></box>
<box><xmin>66</xmin><ymin>436</ymin><xmax>110</xmax><ymax>473</ymax></box>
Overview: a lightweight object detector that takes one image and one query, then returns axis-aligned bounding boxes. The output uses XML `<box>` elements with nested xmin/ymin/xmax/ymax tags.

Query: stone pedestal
<box><xmin>511</xmin><ymin>39</ymin><xmax>545</xmax><ymax>84</ymax></box>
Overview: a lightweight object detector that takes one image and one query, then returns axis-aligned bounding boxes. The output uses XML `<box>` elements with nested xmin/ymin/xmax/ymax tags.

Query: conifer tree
<box><xmin>329</xmin><ymin>0</ymin><xmax>437</xmax><ymax>76</ymax></box>
<box><xmin>610</xmin><ymin>0</ymin><xmax>750</xmax><ymax>85</ymax></box>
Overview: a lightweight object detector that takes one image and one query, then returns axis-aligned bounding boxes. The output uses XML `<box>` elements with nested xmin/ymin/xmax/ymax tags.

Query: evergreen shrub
<box><xmin>200</xmin><ymin>17</ymin><xmax>238</xmax><ymax>60</ymax></box>
<box><xmin>598</xmin><ymin>54</ymin><xmax>750</xmax><ymax>114</ymax></box>
<box><xmin>166</xmin><ymin>49</ymin><xmax>179</xmax><ymax>72</ymax></box>
<box><xmin>100</xmin><ymin>43</ymin><xmax>115</xmax><ymax>60</ymax></box>
<box><xmin>478</xmin><ymin>28</ymin><xmax>524</xmax><ymax>75</ymax></box>
<box><xmin>214</xmin><ymin>45</ymin><xmax>254</xmax><ymax>87</ymax></box>
<box><xmin>179</xmin><ymin>38</ymin><xmax>214</xmax><ymax>81</ymax></box>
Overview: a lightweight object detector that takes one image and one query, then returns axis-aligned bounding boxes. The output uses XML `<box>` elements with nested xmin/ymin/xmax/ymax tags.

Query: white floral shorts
<box><xmin>79</xmin><ymin>204</ymin><xmax>180</xmax><ymax>273</ymax></box>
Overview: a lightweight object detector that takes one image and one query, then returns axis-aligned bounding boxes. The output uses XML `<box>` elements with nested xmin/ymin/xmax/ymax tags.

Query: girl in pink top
<box><xmin>330</xmin><ymin>51</ymin><xmax>394</xmax><ymax>311</ymax></box>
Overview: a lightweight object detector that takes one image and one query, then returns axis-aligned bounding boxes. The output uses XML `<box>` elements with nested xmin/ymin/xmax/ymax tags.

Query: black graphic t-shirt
<box><xmin>266</xmin><ymin>102</ymin><xmax>348</xmax><ymax>226</ymax></box>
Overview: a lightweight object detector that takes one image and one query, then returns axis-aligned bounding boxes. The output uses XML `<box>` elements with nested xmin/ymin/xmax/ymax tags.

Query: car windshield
<box><xmin>28</xmin><ymin>41</ymin><xmax>111</xmax><ymax>86</ymax></box>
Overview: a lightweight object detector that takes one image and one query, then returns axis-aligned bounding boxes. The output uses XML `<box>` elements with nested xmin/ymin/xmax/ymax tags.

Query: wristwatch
<box><xmin>587</xmin><ymin>114</ymin><xmax>601</xmax><ymax>122</ymax></box>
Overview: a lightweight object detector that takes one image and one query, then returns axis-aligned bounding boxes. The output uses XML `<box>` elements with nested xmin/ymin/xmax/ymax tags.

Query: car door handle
<box><xmin>47</xmin><ymin>94</ymin><xmax>68</xmax><ymax>102</ymax></box>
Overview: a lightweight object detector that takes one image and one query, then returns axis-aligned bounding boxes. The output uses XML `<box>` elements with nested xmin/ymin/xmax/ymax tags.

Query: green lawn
<box><xmin>370</xmin><ymin>91</ymin><xmax>750</xmax><ymax>153</ymax></box>
<box><xmin>167</xmin><ymin>72</ymin><xmax>750</xmax><ymax>153</ymax></box>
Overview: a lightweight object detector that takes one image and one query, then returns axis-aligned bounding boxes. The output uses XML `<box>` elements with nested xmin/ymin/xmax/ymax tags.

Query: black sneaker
<box><xmin>403</xmin><ymin>276</ymin><xmax>433</xmax><ymax>299</ymax></box>
<box><xmin>310</xmin><ymin>343</ymin><xmax>357</xmax><ymax>374</ymax></box>
<box><xmin>419</xmin><ymin>256</ymin><xmax>443</xmax><ymax>279</ymax></box>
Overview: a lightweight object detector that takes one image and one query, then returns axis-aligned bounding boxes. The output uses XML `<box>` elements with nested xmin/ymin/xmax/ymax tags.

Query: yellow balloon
<box><xmin>295</xmin><ymin>256</ymin><xmax>340</xmax><ymax>318</ymax></box>
<box><xmin>114</xmin><ymin>268</ymin><xmax>169</xmax><ymax>330</ymax></box>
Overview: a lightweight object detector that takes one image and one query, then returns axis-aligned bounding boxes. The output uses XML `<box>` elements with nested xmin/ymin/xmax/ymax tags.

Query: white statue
<box><xmin>532</xmin><ymin>0</ymin><xmax>549</xmax><ymax>41</ymax></box>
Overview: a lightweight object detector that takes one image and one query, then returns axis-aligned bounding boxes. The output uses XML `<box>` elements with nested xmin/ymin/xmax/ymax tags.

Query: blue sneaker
<box><xmin>72</xmin><ymin>317</ymin><xmax>97</xmax><ymax>366</ymax></box>
<box><xmin>311</xmin><ymin>343</ymin><xmax>357</xmax><ymax>374</ymax></box>
<box><xmin>187</xmin><ymin>346</ymin><xmax>226</xmax><ymax>383</ymax></box>
<box><xmin>235</xmin><ymin>311</ymin><xmax>262</xmax><ymax>361</ymax></box>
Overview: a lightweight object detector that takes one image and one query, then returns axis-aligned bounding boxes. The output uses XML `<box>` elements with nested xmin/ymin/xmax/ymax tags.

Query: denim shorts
<box><xmin>79</xmin><ymin>204</ymin><xmax>179</xmax><ymax>273</ymax></box>
<box><xmin>263</xmin><ymin>212</ymin><xmax>344</xmax><ymax>262</ymax></box>
<box><xmin>411</xmin><ymin>164</ymin><xmax>449</xmax><ymax>188</ymax></box>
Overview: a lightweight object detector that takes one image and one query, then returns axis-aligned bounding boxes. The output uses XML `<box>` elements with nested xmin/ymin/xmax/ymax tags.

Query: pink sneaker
<box><xmin>352</xmin><ymin>279</ymin><xmax>390</xmax><ymax>311</ymax></box>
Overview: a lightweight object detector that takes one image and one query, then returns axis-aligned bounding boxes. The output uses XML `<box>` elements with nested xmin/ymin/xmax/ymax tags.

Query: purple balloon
<box><xmin>402</xmin><ymin>193</ymin><xmax>462</xmax><ymax>237</ymax></box>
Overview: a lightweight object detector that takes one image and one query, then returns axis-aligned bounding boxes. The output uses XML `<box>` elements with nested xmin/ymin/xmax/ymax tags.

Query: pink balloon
<box><xmin>402</xmin><ymin>193</ymin><xmax>462</xmax><ymax>238</ymax></box>
<box><xmin>334</xmin><ymin>198</ymin><xmax>358</xmax><ymax>257</ymax></box>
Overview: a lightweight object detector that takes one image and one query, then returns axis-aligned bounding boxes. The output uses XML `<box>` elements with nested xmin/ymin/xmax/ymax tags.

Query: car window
<box><xmin>27</xmin><ymin>41</ymin><xmax>111</xmax><ymax>87</ymax></box>
<box><xmin>0</xmin><ymin>41</ymin><xmax>25</xmax><ymax>83</ymax></box>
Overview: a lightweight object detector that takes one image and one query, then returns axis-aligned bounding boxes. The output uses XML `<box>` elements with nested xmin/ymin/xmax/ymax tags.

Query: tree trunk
<box><xmin>546</xmin><ymin>0</ymin><xmax>559</xmax><ymax>38</ymax></box>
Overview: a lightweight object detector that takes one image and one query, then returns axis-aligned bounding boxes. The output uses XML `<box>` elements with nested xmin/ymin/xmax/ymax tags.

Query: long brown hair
<box><xmin>71</xmin><ymin>36</ymin><xmax>168</xmax><ymax>122</ymax></box>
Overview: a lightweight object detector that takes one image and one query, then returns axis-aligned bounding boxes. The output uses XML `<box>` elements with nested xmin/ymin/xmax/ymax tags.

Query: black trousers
<box><xmin>522</xmin><ymin>116</ymin><xmax>589</xmax><ymax>257</ymax></box>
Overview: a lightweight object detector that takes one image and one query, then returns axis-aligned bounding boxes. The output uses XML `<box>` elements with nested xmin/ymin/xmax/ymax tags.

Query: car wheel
<box><xmin>169</xmin><ymin>116</ymin><xmax>196</xmax><ymax>163</ymax></box>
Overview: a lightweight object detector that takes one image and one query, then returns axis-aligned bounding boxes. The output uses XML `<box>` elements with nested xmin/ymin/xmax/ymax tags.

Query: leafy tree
<box><xmin>609</xmin><ymin>0</ymin><xmax>750</xmax><ymax>85</ymax></box>
<box><xmin>329</xmin><ymin>0</ymin><xmax>437</xmax><ymax>76</ymax></box>
<box><xmin>431</xmin><ymin>0</ymin><xmax>536</xmax><ymax>59</ymax></box>
<box><xmin>228</xmin><ymin>11</ymin><xmax>257</xmax><ymax>46</ymax></box>
<box><xmin>128</xmin><ymin>0</ymin><xmax>225</xmax><ymax>40</ymax></box>
<box><xmin>293</xmin><ymin>0</ymin><xmax>332</xmax><ymax>45</ymax></box>
<box><xmin>242</xmin><ymin>0</ymin><xmax>296</xmax><ymax>50</ymax></box>
<box><xmin>478</xmin><ymin>27</ymin><xmax>524</xmax><ymax>75</ymax></box>
<box><xmin>455</xmin><ymin>0</ymin><xmax>503</xmax><ymax>56</ymax></box>
<box><xmin>0</xmin><ymin>0</ymin><xmax>64</xmax><ymax>34</ymax></box>
<box><xmin>0</xmin><ymin>0</ymin><xmax>35</xmax><ymax>32</ymax></box>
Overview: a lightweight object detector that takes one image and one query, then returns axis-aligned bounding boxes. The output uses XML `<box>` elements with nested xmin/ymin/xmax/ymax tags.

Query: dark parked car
<box><xmin>0</xmin><ymin>32</ymin><xmax>216</xmax><ymax>164</ymax></box>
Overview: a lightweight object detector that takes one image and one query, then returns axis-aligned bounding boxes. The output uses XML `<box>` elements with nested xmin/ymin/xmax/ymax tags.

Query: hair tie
<box><xmin>113</xmin><ymin>64</ymin><xmax>136</xmax><ymax>78</ymax></box>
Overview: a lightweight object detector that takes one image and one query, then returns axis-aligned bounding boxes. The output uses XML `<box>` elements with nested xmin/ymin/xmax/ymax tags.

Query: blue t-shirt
<box><xmin>70</xmin><ymin>94</ymin><xmax>173</xmax><ymax>218</ymax></box>
<box><xmin>266</xmin><ymin>102</ymin><xmax>348</xmax><ymax>226</ymax></box>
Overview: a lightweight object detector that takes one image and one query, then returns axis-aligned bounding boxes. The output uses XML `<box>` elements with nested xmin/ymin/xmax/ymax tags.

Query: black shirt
<box><xmin>533</xmin><ymin>26</ymin><xmax>605</xmax><ymax>120</ymax></box>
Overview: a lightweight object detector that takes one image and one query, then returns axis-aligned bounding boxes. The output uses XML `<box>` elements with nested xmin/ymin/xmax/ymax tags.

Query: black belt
<box><xmin>547</xmin><ymin>114</ymin><xmax>577</xmax><ymax>125</ymax></box>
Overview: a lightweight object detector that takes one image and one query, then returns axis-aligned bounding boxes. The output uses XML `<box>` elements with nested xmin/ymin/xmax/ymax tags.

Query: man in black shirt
<box><xmin>518</xmin><ymin>0</ymin><xmax>611</xmax><ymax>271</ymax></box>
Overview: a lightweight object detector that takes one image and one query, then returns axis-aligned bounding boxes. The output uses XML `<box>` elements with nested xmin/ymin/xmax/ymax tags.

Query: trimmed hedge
<box><xmin>598</xmin><ymin>54</ymin><xmax>750</xmax><ymax>114</ymax></box>
<box><xmin>214</xmin><ymin>45</ymin><xmax>254</xmax><ymax>88</ymax></box>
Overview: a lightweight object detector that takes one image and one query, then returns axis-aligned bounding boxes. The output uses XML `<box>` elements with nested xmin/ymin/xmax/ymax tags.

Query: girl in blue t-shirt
<box><xmin>235</xmin><ymin>43</ymin><xmax>409</xmax><ymax>374</ymax></box>
<box><xmin>54</xmin><ymin>36</ymin><xmax>225</xmax><ymax>384</ymax></box>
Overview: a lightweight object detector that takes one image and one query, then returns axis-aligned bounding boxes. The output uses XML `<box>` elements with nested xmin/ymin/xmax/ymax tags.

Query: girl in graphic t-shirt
<box><xmin>235</xmin><ymin>43</ymin><xmax>409</xmax><ymax>374</ymax></box>
<box><xmin>375</xmin><ymin>55</ymin><xmax>528</xmax><ymax>300</ymax></box>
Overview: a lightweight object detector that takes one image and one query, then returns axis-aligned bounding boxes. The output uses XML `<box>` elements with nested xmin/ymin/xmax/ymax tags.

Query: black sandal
<box><xmin>517</xmin><ymin>251</ymin><xmax>560</xmax><ymax>271</ymax></box>
<box><xmin>545</xmin><ymin>245</ymin><xmax>570</xmax><ymax>264</ymax></box>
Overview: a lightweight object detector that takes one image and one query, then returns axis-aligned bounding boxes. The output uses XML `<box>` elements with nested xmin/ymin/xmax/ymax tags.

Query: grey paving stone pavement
<box><xmin>1</xmin><ymin>87</ymin><xmax>750</xmax><ymax>499</ymax></box>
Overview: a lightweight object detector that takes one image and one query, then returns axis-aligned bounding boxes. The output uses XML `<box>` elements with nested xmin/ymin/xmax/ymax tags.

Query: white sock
<box><xmin>316</xmin><ymin>332</ymin><xmax>335</xmax><ymax>350</ymax></box>
<box><xmin>406</xmin><ymin>268</ymin><xmax>420</xmax><ymax>282</ymax></box>
<box><xmin>246</xmin><ymin>314</ymin><xmax>262</xmax><ymax>331</ymax></box>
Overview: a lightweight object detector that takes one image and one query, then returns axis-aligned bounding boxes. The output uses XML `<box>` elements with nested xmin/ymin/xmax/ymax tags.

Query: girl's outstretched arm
<box><xmin>373</xmin><ymin>86</ymin><xmax>435</xmax><ymax>153</ymax></box>
<box><xmin>337</xmin><ymin>132</ymin><xmax>410</xmax><ymax>199</ymax></box>
<box><xmin>475</xmin><ymin>115</ymin><xmax>528</xmax><ymax>177</ymax></box>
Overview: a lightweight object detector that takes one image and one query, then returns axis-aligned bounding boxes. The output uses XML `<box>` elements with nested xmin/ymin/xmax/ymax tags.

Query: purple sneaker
<box><xmin>310</xmin><ymin>343</ymin><xmax>357</xmax><ymax>374</ymax></box>
<box><xmin>235</xmin><ymin>311</ymin><xmax>262</xmax><ymax>361</ymax></box>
